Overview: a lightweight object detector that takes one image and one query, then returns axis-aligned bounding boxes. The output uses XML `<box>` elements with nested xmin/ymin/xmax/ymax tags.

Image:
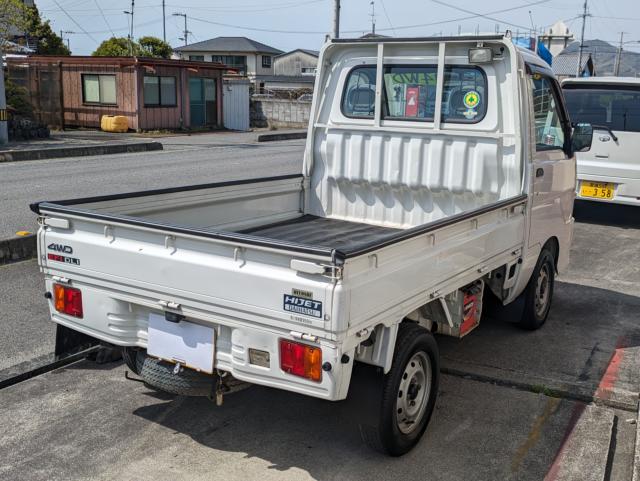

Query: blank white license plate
<box><xmin>147</xmin><ymin>313</ymin><xmax>215</xmax><ymax>374</ymax></box>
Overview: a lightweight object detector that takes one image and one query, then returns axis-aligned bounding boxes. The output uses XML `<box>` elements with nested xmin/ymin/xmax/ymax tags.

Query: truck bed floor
<box><xmin>242</xmin><ymin>215</ymin><xmax>400</xmax><ymax>251</ymax></box>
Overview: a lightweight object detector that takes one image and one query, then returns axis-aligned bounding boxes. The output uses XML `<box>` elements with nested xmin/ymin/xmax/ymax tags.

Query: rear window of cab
<box><xmin>341</xmin><ymin>64</ymin><xmax>488</xmax><ymax>123</ymax></box>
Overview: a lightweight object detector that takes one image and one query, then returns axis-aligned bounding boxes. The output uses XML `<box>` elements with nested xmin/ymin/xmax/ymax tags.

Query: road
<box><xmin>1</xmin><ymin>200</ymin><xmax>639</xmax><ymax>480</ymax></box>
<box><xmin>0</xmin><ymin>133</ymin><xmax>304</xmax><ymax>239</ymax></box>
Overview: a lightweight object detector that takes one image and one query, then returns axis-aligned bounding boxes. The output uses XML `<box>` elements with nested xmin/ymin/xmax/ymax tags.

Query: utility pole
<box><xmin>123</xmin><ymin>9</ymin><xmax>133</xmax><ymax>55</ymax></box>
<box><xmin>614</xmin><ymin>32</ymin><xmax>626</xmax><ymax>76</ymax></box>
<box><xmin>60</xmin><ymin>30</ymin><xmax>74</xmax><ymax>51</ymax></box>
<box><xmin>130</xmin><ymin>0</ymin><xmax>135</xmax><ymax>43</ymax></box>
<box><xmin>369</xmin><ymin>1</ymin><xmax>376</xmax><ymax>35</ymax></box>
<box><xmin>162</xmin><ymin>0</ymin><xmax>166</xmax><ymax>43</ymax></box>
<box><xmin>576</xmin><ymin>0</ymin><xmax>590</xmax><ymax>77</ymax></box>
<box><xmin>332</xmin><ymin>0</ymin><xmax>340</xmax><ymax>38</ymax></box>
<box><xmin>173</xmin><ymin>13</ymin><xmax>190</xmax><ymax>46</ymax></box>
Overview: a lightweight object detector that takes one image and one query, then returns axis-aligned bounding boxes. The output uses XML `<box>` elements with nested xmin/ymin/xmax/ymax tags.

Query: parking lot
<box><xmin>1</xmin><ymin>150</ymin><xmax>638</xmax><ymax>481</ymax></box>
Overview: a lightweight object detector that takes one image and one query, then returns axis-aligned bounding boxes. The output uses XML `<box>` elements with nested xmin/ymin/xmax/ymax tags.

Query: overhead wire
<box><xmin>93</xmin><ymin>0</ymin><xmax>115</xmax><ymax>37</ymax></box>
<box><xmin>379</xmin><ymin>0</ymin><xmax>397</xmax><ymax>36</ymax></box>
<box><xmin>51</xmin><ymin>0</ymin><xmax>99</xmax><ymax>43</ymax></box>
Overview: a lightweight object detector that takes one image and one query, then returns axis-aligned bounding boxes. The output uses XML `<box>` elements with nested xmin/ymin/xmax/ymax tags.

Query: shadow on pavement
<box><xmin>130</xmin><ymin>376</ymin><xmax>574</xmax><ymax>481</ymax></box>
<box><xmin>439</xmin><ymin>281</ymin><xmax>640</xmax><ymax>409</ymax></box>
<box><xmin>573</xmin><ymin>200</ymin><xmax>640</xmax><ymax>229</ymax></box>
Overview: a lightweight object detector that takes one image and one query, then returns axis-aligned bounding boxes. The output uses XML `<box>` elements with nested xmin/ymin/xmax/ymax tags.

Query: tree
<box><xmin>24</xmin><ymin>5</ymin><xmax>70</xmax><ymax>55</ymax></box>
<box><xmin>0</xmin><ymin>0</ymin><xmax>27</xmax><ymax>45</ymax></box>
<box><xmin>93</xmin><ymin>37</ymin><xmax>140</xmax><ymax>57</ymax></box>
<box><xmin>138</xmin><ymin>36</ymin><xmax>172</xmax><ymax>59</ymax></box>
<box><xmin>92</xmin><ymin>36</ymin><xmax>173</xmax><ymax>58</ymax></box>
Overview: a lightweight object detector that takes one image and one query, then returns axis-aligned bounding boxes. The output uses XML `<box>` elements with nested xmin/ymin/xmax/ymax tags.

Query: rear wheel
<box><xmin>518</xmin><ymin>247</ymin><xmax>555</xmax><ymax>330</ymax></box>
<box><xmin>359</xmin><ymin>323</ymin><xmax>439</xmax><ymax>456</ymax></box>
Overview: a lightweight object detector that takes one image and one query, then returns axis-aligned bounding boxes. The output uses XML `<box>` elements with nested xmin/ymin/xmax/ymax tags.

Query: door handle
<box><xmin>536</xmin><ymin>168</ymin><xmax>544</xmax><ymax>178</ymax></box>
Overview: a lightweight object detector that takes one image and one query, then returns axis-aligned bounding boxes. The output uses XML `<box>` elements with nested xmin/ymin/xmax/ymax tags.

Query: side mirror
<box><xmin>571</xmin><ymin>122</ymin><xmax>593</xmax><ymax>153</ymax></box>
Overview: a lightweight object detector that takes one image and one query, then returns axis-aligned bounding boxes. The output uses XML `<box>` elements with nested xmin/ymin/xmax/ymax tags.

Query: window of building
<box><xmin>143</xmin><ymin>76</ymin><xmax>177</xmax><ymax>106</ymax></box>
<box><xmin>211</xmin><ymin>55</ymin><xmax>247</xmax><ymax>75</ymax></box>
<box><xmin>530</xmin><ymin>75</ymin><xmax>565</xmax><ymax>150</ymax></box>
<box><xmin>189</xmin><ymin>55</ymin><xmax>204</xmax><ymax>61</ymax></box>
<box><xmin>82</xmin><ymin>74</ymin><xmax>116</xmax><ymax>105</ymax></box>
<box><xmin>301</xmin><ymin>67</ymin><xmax>317</xmax><ymax>76</ymax></box>
<box><xmin>262</xmin><ymin>55</ymin><xmax>272</xmax><ymax>68</ymax></box>
<box><xmin>341</xmin><ymin>65</ymin><xmax>487</xmax><ymax>123</ymax></box>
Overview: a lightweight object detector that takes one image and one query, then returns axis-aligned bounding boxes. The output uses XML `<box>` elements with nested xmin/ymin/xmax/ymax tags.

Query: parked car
<box><xmin>32</xmin><ymin>34</ymin><xmax>592</xmax><ymax>456</ymax></box>
<box><xmin>563</xmin><ymin>77</ymin><xmax>640</xmax><ymax>206</ymax></box>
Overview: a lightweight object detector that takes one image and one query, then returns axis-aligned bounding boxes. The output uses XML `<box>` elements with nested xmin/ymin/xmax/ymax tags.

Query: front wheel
<box><xmin>359</xmin><ymin>323</ymin><xmax>439</xmax><ymax>456</ymax></box>
<box><xmin>518</xmin><ymin>247</ymin><xmax>556</xmax><ymax>330</ymax></box>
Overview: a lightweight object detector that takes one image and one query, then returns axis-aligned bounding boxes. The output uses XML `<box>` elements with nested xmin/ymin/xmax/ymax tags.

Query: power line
<box><xmin>93</xmin><ymin>0</ymin><xmax>115</xmax><ymax>37</ymax></box>
<box><xmin>379</xmin><ymin>0</ymin><xmax>397</xmax><ymax>36</ymax></box>
<box><xmin>51</xmin><ymin>0</ymin><xmax>99</xmax><ymax>43</ymax></box>
<box><xmin>187</xmin><ymin>0</ymin><xmax>561</xmax><ymax>36</ymax></box>
<box><xmin>429</xmin><ymin>0</ymin><xmax>551</xmax><ymax>32</ymax></box>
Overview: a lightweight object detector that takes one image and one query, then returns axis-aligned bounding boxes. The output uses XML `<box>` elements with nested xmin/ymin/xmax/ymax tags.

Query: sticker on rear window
<box><xmin>283</xmin><ymin>294</ymin><xmax>323</xmax><ymax>319</ymax></box>
<box><xmin>463</xmin><ymin>90</ymin><xmax>480</xmax><ymax>109</ymax></box>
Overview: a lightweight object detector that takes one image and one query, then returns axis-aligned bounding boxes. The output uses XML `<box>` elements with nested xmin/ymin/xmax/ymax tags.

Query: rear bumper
<box><xmin>576</xmin><ymin>175</ymin><xmax>640</xmax><ymax>207</ymax></box>
<box><xmin>43</xmin><ymin>277</ymin><xmax>353</xmax><ymax>401</ymax></box>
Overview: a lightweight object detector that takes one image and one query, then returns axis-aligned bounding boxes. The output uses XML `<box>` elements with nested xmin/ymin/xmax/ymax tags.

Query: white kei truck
<box><xmin>562</xmin><ymin>76</ymin><xmax>640</xmax><ymax>206</ymax></box>
<box><xmin>32</xmin><ymin>35</ymin><xmax>594</xmax><ymax>456</ymax></box>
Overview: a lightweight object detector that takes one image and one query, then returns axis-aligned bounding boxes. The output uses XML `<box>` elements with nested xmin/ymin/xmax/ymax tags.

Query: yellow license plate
<box><xmin>580</xmin><ymin>181</ymin><xmax>615</xmax><ymax>200</ymax></box>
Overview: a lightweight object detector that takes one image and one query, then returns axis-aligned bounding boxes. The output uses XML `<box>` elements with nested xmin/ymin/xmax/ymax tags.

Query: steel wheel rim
<box><xmin>396</xmin><ymin>351</ymin><xmax>431</xmax><ymax>435</ymax></box>
<box><xmin>534</xmin><ymin>264</ymin><xmax>550</xmax><ymax>317</ymax></box>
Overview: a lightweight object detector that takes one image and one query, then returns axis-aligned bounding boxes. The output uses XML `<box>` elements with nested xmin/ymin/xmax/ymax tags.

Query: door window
<box><xmin>530</xmin><ymin>75</ymin><xmax>565</xmax><ymax>151</ymax></box>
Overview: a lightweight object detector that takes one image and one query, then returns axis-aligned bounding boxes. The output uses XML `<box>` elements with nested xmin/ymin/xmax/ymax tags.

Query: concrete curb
<box><xmin>0</xmin><ymin>141</ymin><xmax>163</xmax><ymax>163</ymax></box>
<box><xmin>0</xmin><ymin>234</ymin><xmax>37</xmax><ymax>265</ymax></box>
<box><xmin>257</xmin><ymin>132</ymin><xmax>307</xmax><ymax>142</ymax></box>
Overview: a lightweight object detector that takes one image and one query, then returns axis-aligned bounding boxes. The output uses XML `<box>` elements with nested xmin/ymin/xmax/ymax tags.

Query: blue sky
<box><xmin>36</xmin><ymin>0</ymin><xmax>640</xmax><ymax>56</ymax></box>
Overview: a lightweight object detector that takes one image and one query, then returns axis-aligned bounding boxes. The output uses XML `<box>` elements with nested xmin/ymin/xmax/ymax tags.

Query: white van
<box><xmin>563</xmin><ymin>77</ymin><xmax>640</xmax><ymax>206</ymax></box>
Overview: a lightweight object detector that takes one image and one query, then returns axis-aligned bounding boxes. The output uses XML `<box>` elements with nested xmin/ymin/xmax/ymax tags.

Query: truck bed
<box><xmin>242</xmin><ymin>215</ymin><xmax>400</xmax><ymax>251</ymax></box>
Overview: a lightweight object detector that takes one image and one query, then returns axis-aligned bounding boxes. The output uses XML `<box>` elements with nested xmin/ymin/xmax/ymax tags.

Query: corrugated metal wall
<box><xmin>223</xmin><ymin>79</ymin><xmax>250</xmax><ymax>131</ymax></box>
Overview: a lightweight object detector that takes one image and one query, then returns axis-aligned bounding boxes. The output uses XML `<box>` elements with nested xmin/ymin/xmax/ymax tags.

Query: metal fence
<box><xmin>7</xmin><ymin>61</ymin><xmax>63</xmax><ymax>128</ymax></box>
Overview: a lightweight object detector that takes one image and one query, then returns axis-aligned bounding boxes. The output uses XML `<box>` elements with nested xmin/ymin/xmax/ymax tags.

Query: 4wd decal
<box><xmin>47</xmin><ymin>244</ymin><xmax>79</xmax><ymax>265</ymax></box>
<box><xmin>47</xmin><ymin>243</ymin><xmax>73</xmax><ymax>254</ymax></box>
<box><xmin>283</xmin><ymin>294</ymin><xmax>323</xmax><ymax>319</ymax></box>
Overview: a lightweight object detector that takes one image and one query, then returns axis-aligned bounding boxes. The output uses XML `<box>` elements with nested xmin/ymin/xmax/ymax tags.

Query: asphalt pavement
<box><xmin>0</xmin><ymin>131</ymin><xmax>304</xmax><ymax>239</ymax></box>
<box><xmin>0</xmin><ymin>168</ymin><xmax>639</xmax><ymax>479</ymax></box>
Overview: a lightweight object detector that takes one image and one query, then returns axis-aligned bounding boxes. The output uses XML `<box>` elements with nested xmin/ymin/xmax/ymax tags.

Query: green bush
<box><xmin>5</xmin><ymin>79</ymin><xmax>33</xmax><ymax>119</ymax></box>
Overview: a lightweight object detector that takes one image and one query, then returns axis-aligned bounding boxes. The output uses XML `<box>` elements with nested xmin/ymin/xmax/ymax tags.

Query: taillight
<box><xmin>52</xmin><ymin>283</ymin><xmax>83</xmax><ymax>318</ymax></box>
<box><xmin>279</xmin><ymin>339</ymin><xmax>322</xmax><ymax>382</ymax></box>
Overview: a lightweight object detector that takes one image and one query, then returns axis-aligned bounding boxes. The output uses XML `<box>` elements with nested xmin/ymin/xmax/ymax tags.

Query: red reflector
<box><xmin>279</xmin><ymin>339</ymin><xmax>322</xmax><ymax>382</ymax></box>
<box><xmin>52</xmin><ymin>283</ymin><xmax>83</xmax><ymax>318</ymax></box>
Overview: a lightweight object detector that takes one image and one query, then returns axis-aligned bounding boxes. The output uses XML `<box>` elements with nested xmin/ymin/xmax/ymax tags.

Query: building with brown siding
<box><xmin>7</xmin><ymin>56</ymin><xmax>227</xmax><ymax>131</ymax></box>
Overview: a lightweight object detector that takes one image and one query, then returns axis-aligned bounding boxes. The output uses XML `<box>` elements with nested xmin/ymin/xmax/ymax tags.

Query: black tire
<box><xmin>135</xmin><ymin>350</ymin><xmax>216</xmax><ymax>397</ymax></box>
<box><xmin>358</xmin><ymin>323</ymin><xmax>439</xmax><ymax>456</ymax></box>
<box><xmin>122</xmin><ymin>347</ymin><xmax>140</xmax><ymax>375</ymax></box>
<box><xmin>518</xmin><ymin>247</ymin><xmax>555</xmax><ymax>330</ymax></box>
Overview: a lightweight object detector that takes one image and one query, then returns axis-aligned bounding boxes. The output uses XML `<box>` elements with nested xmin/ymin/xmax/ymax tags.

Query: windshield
<box><xmin>563</xmin><ymin>86</ymin><xmax>640</xmax><ymax>133</ymax></box>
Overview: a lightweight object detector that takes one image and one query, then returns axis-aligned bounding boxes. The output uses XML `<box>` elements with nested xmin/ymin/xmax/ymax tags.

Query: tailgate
<box><xmin>38</xmin><ymin>214</ymin><xmax>337</xmax><ymax>339</ymax></box>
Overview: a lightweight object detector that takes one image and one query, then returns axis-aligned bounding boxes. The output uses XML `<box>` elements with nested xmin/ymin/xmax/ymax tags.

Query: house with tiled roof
<box><xmin>173</xmin><ymin>36</ymin><xmax>283</xmax><ymax>80</ymax></box>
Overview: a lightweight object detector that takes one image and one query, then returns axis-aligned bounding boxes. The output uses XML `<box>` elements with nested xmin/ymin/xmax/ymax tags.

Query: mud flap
<box><xmin>344</xmin><ymin>361</ymin><xmax>385</xmax><ymax>426</ymax></box>
<box><xmin>482</xmin><ymin>290</ymin><xmax>525</xmax><ymax>324</ymax></box>
<box><xmin>54</xmin><ymin>324</ymin><xmax>99</xmax><ymax>356</ymax></box>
